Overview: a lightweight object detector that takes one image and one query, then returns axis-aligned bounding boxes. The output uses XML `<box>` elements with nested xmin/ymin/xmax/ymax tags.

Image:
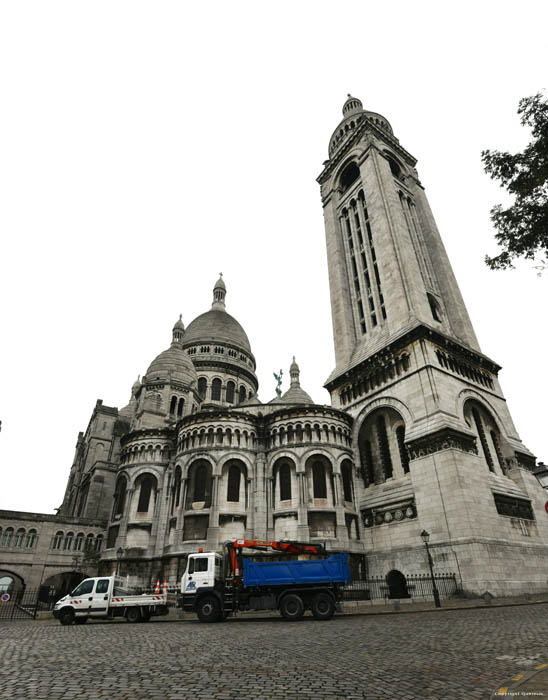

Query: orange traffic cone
<box><xmin>154</xmin><ymin>579</ymin><xmax>160</xmax><ymax>594</ymax></box>
<box><xmin>162</xmin><ymin>580</ymin><xmax>168</xmax><ymax>594</ymax></box>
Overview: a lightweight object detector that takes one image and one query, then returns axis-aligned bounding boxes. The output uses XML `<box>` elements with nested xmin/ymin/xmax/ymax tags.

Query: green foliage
<box><xmin>482</xmin><ymin>92</ymin><xmax>548</xmax><ymax>271</ymax></box>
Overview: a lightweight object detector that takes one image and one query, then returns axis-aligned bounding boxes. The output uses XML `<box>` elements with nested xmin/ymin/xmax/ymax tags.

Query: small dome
<box><xmin>214</xmin><ymin>274</ymin><xmax>226</xmax><ymax>291</ymax></box>
<box><xmin>342</xmin><ymin>94</ymin><xmax>363</xmax><ymax>117</ymax></box>
<box><xmin>173</xmin><ymin>315</ymin><xmax>185</xmax><ymax>332</ymax></box>
<box><xmin>131</xmin><ymin>376</ymin><xmax>141</xmax><ymax>394</ymax></box>
<box><xmin>145</xmin><ymin>343</ymin><xmax>197</xmax><ymax>387</ymax></box>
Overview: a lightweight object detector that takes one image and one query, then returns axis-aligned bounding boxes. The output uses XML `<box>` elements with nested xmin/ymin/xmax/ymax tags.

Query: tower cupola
<box><xmin>212</xmin><ymin>273</ymin><xmax>226</xmax><ymax>310</ymax></box>
<box><xmin>172</xmin><ymin>314</ymin><xmax>185</xmax><ymax>344</ymax></box>
<box><xmin>342</xmin><ymin>94</ymin><xmax>363</xmax><ymax>118</ymax></box>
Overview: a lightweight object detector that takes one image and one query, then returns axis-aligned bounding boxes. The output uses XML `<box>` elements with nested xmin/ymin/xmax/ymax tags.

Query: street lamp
<box><xmin>116</xmin><ymin>547</ymin><xmax>124</xmax><ymax>577</ymax></box>
<box><xmin>420</xmin><ymin>530</ymin><xmax>441</xmax><ymax>608</ymax></box>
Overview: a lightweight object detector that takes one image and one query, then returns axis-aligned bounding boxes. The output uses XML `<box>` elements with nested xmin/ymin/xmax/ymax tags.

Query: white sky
<box><xmin>1</xmin><ymin>1</ymin><xmax>547</xmax><ymax>514</ymax></box>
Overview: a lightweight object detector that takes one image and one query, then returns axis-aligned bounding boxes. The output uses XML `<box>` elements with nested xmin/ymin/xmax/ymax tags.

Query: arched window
<box><xmin>340</xmin><ymin>161</ymin><xmax>360</xmax><ymax>192</ymax></box>
<box><xmin>52</xmin><ymin>531</ymin><xmax>63</xmax><ymax>550</ymax></box>
<box><xmin>2</xmin><ymin>528</ymin><xmax>14</xmax><ymax>547</ymax></box>
<box><xmin>170</xmin><ymin>395</ymin><xmax>177</xmax><ymax>415</ymax></box>
<box><xmin>112</xmin><ymin>477</ymin><xmax>127</xmax><ymax>519</ymax></box>
<box><xmin>211</xmin><ymin>378</ymin><xmax>222</xmax><ymax>401</ymax></box>
<box><xmin>85</xmin><ymin>534</ymin><xmax>95</xmax><ymax>551</ymax></box>
<box><xmin>198</xmin><ymin>377</ymin><xmax>207</xmax><ymax>400</ymax></box>
<box><xmin>64</xmin><ymin>532</ymin><xmax>74</xmax><ymax>550</ymax></box>
<box><xmin>239</xmin><ymin>385</ymin><xmax>246</xmax><ymax>403</ymax></box>
<box><xmin>14</xmin><ymin>528</ymin><xmax>25</xmax><ymax>548</ymax></box>
<box><xmin>465</xmin><ymin>400</ymin><xmax>500</xmax><ymax>473</ymax></box>
<box><xmin>74</xmin><ymin>533</ymin><xmax>84</xmax><ymax>551</ymax></box>
<box><xmin>137</xmin><ymin>475</ymin><xmax>154</xmax><ymax>513</ymax></box>
<box><xmin>95</xmin><ymin>535</ymin><xmax>103</xmax><ymax>552</ymax></box>
<box><xmin>341</xmin><ymin>461</ymin><xmax>353</xmax><ymax>502</ymax></box>
<box><xmin>186</xmin><ymin>460</ymin><xmax>213</xmax><ymax>508</ymax></box>
<box><xmin>396</xmin><ymin>426</ymin><xmax>410</xmax><ymax>474</ymax></box>
<box><xmin>177</xmin><ymin>397</ymin><xmax>184</xmax><ymax>417</ymax></box>
<box><xmin>312</xmin><ymin>461</ymin><xmax>327</xmax><ymax>499</ymax></box>
<box><xmin>376</xmin><ymin>415</ymin><xmax>393</xmax><ymax>479</ymax></box>
<box><xmin>26</xmin><ymin>529</ymin><xmax>37</xmax><ymax>548</ymax></box>
<box><xmin>227</xmin><ymin>464</ymin><xmax>241</xmax><ymax>502</ymax></box>
<box><xmin>358</xmin><ymin>407</ymin><xmax>404</xmax><ymax>486</ymax></box>
<box><xmin>172</xmin><ymin>466</ymin><xmax>182</xmax><ymax>513</ymax></box>
<box><xmin>226</xmin><ymin>381</ymin><xmax>235</xmax><ymax>404</ymax></box>
<box><xmin>280</xmin><ymin>463</ymin><xmax>291</xmax><ymax>501</ymax></box>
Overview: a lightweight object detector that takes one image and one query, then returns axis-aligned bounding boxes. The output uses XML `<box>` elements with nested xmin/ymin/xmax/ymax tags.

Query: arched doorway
<box><xmin>0</xmin><ymin>570</ymin><xmax>25</xmax><ymax>594</ymax></box>
<box><xmin>386</xmin><ymin>569</ymin><xmax>410</xmax><ymax>599</ymax></box>
<box><xmin>40</xmin><ymin>571</ymin><xmax>86</xmax><ymax>602</ymax></box>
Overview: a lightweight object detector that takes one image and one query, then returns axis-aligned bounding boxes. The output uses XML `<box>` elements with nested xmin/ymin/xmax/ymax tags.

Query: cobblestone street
<box><xmin>2</xmin><ymin>605</ymin><xmax>548</xmax><ymax>699</ymax></box>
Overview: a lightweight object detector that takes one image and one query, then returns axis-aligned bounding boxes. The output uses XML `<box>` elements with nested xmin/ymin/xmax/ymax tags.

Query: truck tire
<box><xmin>126</xmin><ymin>607</ymin><xmax>141</xmax><ymax>623</ymax></box>
<box><xmin>140</xmin><ymin>608</ymin><xmax>151</xmax><ymax>622</ymax></box>
<box><xmin>59</xmin><ymin>608</ymin><xmax>75</xmax><ymax>626</ymax></box>
<box><xmin>311</xmin><ymin>592</ymin><xmax>335</xmax><ymax>620</ymax></box>
<box><xmin>280</xmin><ymin>594</ymin><xmax>304</xmax><ymax>621</ymax></box>
<box><xmin>196</xmin><ymin>596</ymin><xmax>220</xmax><ymax>623</ymax></box>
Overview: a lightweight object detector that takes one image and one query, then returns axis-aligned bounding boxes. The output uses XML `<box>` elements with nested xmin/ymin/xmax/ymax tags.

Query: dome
<box><xmin>183</xmin><ymin>309</ymin><xmax>252</xmax><ymax>353</ymax></box>
<box><xmin>328</xmin><ymin>95</ymin><xmax>393</xmax><ymax>158</ymax></box>
<box><xmin>183</xmin><ymin>277</ymin><xmax>253</xmax><ymax>355</ymax></box>
<box><xmin>145</xmin><ymin>343</ymin><xmax>198</xmax><ymax>386</ymax></box>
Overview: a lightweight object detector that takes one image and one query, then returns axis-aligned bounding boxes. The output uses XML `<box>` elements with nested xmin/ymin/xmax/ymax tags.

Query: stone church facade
<box><xmin>1</xmin><ymin>96</ymin><xmax>547</xmax><ymax>597</ymax></box>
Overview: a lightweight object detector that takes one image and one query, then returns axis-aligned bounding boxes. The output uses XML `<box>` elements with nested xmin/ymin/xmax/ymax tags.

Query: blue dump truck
<box><xmin>179</xmin><ymin>539</ymin><xmax>350</xmax><ymax>622</ymax></box>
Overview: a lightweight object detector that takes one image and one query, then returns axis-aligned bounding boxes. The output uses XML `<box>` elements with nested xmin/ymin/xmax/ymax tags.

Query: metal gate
<box><xmin>0</xmin><ymin>589</ymin><xmax>54</xmax><ymax>620</ymax></box>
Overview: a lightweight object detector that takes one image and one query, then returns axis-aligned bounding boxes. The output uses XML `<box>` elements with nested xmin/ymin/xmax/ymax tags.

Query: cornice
<box><xmin>120</xmin><ymin>427</ymin><xmax>176</xmax><ymax>447</ymax></box>
<box><xmin>317</xmin><ymin>115</ymin><xmax>417</xmax><ymax>185</ymax></box>
<box><xmin>324</xmin><ymin>324</ymin><xmax>500</xmax><ymax>392</ymax></box>
<box><xmin>406</xmin><ymin>427</ymin><xmax>478</xmax><ymax>460</ymax></box>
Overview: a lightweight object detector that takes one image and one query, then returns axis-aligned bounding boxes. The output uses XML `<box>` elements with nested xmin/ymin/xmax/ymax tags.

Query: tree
<box><xmin>482</xmin><ymin>92</ymin><xmax>548</xmax><ymax>271</ymax></box>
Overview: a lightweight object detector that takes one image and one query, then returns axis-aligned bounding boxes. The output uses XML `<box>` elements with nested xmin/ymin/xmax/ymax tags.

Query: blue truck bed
<box><xmin>243</xmin><ymin>553</ymin><xmax>350</xmax><ymax>587</ymax></box>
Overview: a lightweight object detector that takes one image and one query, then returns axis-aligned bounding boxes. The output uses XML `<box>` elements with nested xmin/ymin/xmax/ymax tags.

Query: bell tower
<box><xmin>318</xmin><ymin>95</ymin><xmax>548</xmax><ymax>595</ymax></box>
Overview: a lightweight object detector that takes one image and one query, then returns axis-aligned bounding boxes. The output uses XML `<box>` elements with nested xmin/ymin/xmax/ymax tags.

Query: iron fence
<box><xmin>0</xmin><ymin>588</ymin><xmax>58</xmax><ymax>620</ymax></box>
<box><xmin>343</xmin><ymin>573</ymin><xmax>460</xmax><ymax>602</ymax></box>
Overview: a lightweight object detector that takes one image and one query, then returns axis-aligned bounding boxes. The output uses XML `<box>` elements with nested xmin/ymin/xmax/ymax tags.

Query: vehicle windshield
<box><xmin>70</xmin><ymin>579</ymin><xmax>94</xmax><ymax>596</ymax></box>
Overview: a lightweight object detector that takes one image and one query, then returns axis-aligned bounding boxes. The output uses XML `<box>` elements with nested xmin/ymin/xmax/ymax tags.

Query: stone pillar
<box><xmin>253</xmin><ymin>452</ymin><xmax>266</xmax><ymax>539</ymax></box>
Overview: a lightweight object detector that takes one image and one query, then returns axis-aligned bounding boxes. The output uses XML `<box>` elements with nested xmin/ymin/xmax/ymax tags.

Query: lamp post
<box><xmin>533</xmin><ymin>462</ymin><xmax>548</xmax><ymax>492</ymax></box>
<box><xmin>420</xmin><ymin>530</ymin><xmax>441</xmax><ymax>608</ymax></box>
<box><xmin>116</xmin><ymin>547</ymin><xmax>124</xmax><ymax>577</ymax></box>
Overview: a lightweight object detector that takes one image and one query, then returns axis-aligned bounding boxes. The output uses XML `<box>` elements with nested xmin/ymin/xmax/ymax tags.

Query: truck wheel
<box><xmin>311</xmin><ymin>592</ymin><xmax>335</xmax><ymax>620</ymax></box>
<box><xmin>126</xmin><ymin>607</ymin><xmax>141</xmax><ymax>623</ymax></box>
<box><xmin>280</xmin><ymin>594</ymin><xmax>304</xmax><ymax>621</ymax></box>
<box><xmin>140</xmin><ymin>608</ymin><xmax>151</xmax><ymax>622</ymax></box>
<box><xmin>196</xmin><ymin>596</ymin><xmax>220</xmax><ymax>623</ymax></box>
<box><xmin>74</xmin><ymin>617</ymin><xmax>88</xmax><ymax>625</ymax></box>
<box><xmin>59</xmin><ymin>608</ymin><xmax>75</xmax><ymax>626</ymax></box>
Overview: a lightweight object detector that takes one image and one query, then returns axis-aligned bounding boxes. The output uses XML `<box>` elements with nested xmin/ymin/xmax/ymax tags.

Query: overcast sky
<box><xmin>1</xmin><ymin>1</ymin><xmax>547</xmax><ymax>513</ymax></box>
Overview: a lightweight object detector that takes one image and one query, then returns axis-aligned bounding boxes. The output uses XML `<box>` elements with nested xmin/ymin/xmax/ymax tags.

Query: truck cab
<box><xmin>181</xmin><ymin>552</ymin><xmax>223</xmax><ymax>594</ymax></box>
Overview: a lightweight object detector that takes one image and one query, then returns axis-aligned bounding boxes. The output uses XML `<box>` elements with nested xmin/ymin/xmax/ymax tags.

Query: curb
<box><xmin>491</xmin><ymin>662</ymin><xmax>548</xmax><ymax>698</ymax></box>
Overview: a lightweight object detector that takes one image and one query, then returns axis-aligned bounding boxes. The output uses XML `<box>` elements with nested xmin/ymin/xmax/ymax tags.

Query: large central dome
<box><xmin>183</xmin><ymin>275</ymin><xmax>253</xmax><ymax>356</ymax></box>
<box><xmin>184</xmin><ymin>309</ymin><xmax>252</xmax><ymax>352</ymax></box>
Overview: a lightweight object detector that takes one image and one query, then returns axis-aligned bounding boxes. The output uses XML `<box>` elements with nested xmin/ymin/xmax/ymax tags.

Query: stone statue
<box><xmin>273</xmin><ymin>369</ymin><xmax>283</xmax><ymax>397</ymax></box>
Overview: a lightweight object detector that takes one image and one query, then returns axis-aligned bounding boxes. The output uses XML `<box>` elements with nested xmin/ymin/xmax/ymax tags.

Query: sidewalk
<box><xmin>492</xmin><ymin>662</ymin><xmax>548</xmax><ymax>697</ymax></box>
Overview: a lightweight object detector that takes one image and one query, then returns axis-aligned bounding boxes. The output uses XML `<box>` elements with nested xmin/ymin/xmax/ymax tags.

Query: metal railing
<box><xmin>343</xmin><ymin>573</ymin><xmax>461</xmax><ymax>602</ymax></box>
<box><xmin>0</xmin><ymin>588</ymin><xmax>59</xmax><ymax>620</ymax></box>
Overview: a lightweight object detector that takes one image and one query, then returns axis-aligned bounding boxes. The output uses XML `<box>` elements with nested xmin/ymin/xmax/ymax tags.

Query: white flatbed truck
<box><xmin>53</xmin><ymin>576</ymin><xmax>174</xmax><ymax>625</ymax></box>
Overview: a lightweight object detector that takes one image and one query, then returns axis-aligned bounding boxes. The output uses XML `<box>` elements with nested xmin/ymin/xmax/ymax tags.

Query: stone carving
<box><xmin>362</xmin><ymin>499</ymin><xmax>416</xmax><ymax>528</ymax></box>
<box><xmin>407</xmin><ymin>428</ymin><xmax>478</xmax><ymax>461</ymax></box>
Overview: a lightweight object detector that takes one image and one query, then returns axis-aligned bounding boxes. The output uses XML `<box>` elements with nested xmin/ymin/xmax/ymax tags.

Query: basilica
<box><xmin>2</xmin><ymin>96</ymin><xmax>547</xmax><ymax>597</ymax></box>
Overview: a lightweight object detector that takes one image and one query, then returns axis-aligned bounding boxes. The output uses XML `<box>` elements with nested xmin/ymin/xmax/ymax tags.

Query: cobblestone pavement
<box><xmin>2</xmin><ymin>605</ymin><xmax>548</xmax><ymax>700</ymax></box>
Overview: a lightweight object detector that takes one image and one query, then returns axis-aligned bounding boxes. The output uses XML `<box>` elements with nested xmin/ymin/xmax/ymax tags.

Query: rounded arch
<box><xmin>354</xmin><ymin>396</ymin><xmax>414</xmax><ymax>440</ymax></box>
<box><xmin>112</xmin><ymin>474</ymin><xmax>128</xmax><ymax>519</ymax></box>
<box><xmin>222</xmin><ymin>459</ymin><xmax>248</xmax><ymax>504</ymax></box>
<box><xmin>305</xmin><ymin>453</ymin><xmax>334</xmax><ymax>503</ymax></box>
<box><xmin>333</xmin><ymin>155</ymin><xmax>362</xmax><ymax>193</ymax></box>
<box><xmin>357</xmin><ymin>405</ymin><xmax>409</xmax><ymax>488</ymax></box>
<box><xmin>456</xmin><ymin>388</ymin><xmax>507</xmax><ymax>437</ymax></box>
<box><xmin>134</xmin><ymin>472</ymin><xmax>158</xmax><ymax>515</ymax></box>
<box><xmin>272</xmin><ymin>456</ymin><xmax>297</xmax><ymax>506</ymax></box>
<box><xmin>0</xmin><ymin>569</ymin><xmax>25</xmax><ymax>593</ymax></box>
<box><xmin>217</xmin><ymin>452</ymin><xmax>254</xmax><ymax>476</ymax></box>
<box><xmin>386</xmin><ymin>569</ymin><xmax>410</xmax><ymax>599</ymax></box>
<box><xmin>185</xmin><ymin>458</ymin><xmax>213</xmax><ymax>509</ymax></box>
<box><xmin>383</xmin><ymin>149</ymin><xmax>407</xmax><ymax>179</ymax></box>
<box><xmin>463</xmin><ymin>396</ymin><xmax>508</xmax><ymax>474</ymax></box>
